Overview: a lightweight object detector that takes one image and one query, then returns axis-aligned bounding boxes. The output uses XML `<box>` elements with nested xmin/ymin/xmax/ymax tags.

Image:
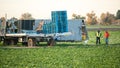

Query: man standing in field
<box><xmin>104</xmin><ymin>30</ymin><xmax>110</xmax><ymax>45</ymax></box>
<box><xmin>95</xmin><ymin>30</ymin><xmax>102</xmax><ymax>45</ymax></box>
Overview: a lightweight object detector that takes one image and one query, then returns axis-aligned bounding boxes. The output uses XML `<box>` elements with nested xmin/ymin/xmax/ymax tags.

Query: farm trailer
<box><xmin>0</xmin><ymin>19</ymin><xmax>88</xmax><ymax>46</ymax></box>
<box><xmin>0</xmin><ymin>19</ymin><xmax>72</xmax><ymax>46</ymax></box>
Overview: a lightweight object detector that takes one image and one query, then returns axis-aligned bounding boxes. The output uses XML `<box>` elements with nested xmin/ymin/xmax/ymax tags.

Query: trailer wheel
<box><xmin>28</xmin><ymin>38</ymin><xmax>36</xmax><ymax>47</ymax></box>
<box><xmin>47</xmin><ymin>37</ymin><xmax>55</xmax><ymax>46</ymax></box>
<box><xmin>3</xmin><ymin>39</ymin><xmax>10</xmax><ymax>45</ymax></box>
<box><xmin>10</xmin><ymin>39</ymin><xmax>18</xmax><ymax>45</ymax></box>
<box><xmin>9</xmin><ymin>38</ymin><xmax>18</xmax><ymax>45</ymax></box>
<box><xmin>28</xmin><ymin>38</ymin><xmax>33</xmax><ymax>47</ymax></box>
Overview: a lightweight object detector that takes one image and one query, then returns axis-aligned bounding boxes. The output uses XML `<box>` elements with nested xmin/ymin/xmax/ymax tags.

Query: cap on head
<box><xmin>98</xmin><ymin>30</ymin><xmax>100</xmax><ymax>31</ymax></box>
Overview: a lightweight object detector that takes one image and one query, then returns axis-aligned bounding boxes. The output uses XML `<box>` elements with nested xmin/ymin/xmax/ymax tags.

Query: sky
<box><xmin>0</xmin><ymin>0</ymin><xmax>120</xmax><ymax>19</ymax></box>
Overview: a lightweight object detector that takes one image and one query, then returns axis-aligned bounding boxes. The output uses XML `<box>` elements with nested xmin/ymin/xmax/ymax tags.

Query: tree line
<box><xmin>1</xmin><ymin>10</ymin><xmax>120</xmax><ymax>25</ymax></box>
<box><xmin>72</xmin><ymin>10</ymin><xmax>120</xmax><ymax>25</ymax></box>
<box><xmin>0</xmin><ymin>12</ymin><xmax>34</xmax><ymax>22</ymax></box>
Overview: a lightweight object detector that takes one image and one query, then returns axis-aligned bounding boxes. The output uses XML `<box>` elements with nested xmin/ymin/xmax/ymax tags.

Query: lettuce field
<box><xmin>0</xmin><ymin>31</ymin><xmax>120</xmax><ymax>68</ymax></box>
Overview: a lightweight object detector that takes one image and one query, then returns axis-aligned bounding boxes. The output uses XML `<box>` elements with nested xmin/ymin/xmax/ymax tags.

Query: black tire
<box><xmin>3</xmin><ymin>39</ymin><xmax>10</xmax><ymax>45</ymax></box>
<box><xmin>47</xmin><ymin>37</ymin><xmax>55</xmax><ymax>46</ymax></box>
<box><xmin>28</xmin><ymin>38</ymin><xmax>33</xmax><ymax>47</ymax></box>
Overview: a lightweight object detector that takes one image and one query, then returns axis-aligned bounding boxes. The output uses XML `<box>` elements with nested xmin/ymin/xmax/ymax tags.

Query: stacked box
<box><xmin>42</xmin><ymin>22</ymin><xmax>56</xmax><ymax>34</ymax></box>
<box><xmin>36</xmin><ymin>11</ymin><xmax>68</xmax><ymax>34</ymax></box>
<box><xmin>51</xmin><ymin>11</ymin><xmax>68</xmax><ymax>33</ymax></box>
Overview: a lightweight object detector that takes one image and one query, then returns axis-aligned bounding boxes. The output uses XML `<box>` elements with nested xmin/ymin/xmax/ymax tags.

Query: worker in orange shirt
<box><xmin>104</xmin><ymin>30</ymin><xmax>110</xmax><ymax>45</ymax></box>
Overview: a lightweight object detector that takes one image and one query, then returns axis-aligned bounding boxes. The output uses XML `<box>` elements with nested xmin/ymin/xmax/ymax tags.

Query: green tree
<box><xmin>100</xmin><ymin>12</ymin><xmax>115</xmax><ymax>25</ymax></box>
<box><xmin>86</xmin><ymin>11</ymin><xmax>98</xmax><ymax>25</ymax></box>
<box><xmin>116</xmin><ymin>10</ymin><xmax>120</xmax><ymax>19</ymax></box>
<box><xmin>20</xmin><ymin>12</ymin><xmax>34</xmax><ymax>20</ymax></box>
<box><xmin>72</xmin><ymin>13</ymin><xmax>85</xmax><ymax>19</ymax></box>
<box><xmin>0</xmin><ymin>17</ymin><xmax>6</xmax><ymax>27</ymax></box>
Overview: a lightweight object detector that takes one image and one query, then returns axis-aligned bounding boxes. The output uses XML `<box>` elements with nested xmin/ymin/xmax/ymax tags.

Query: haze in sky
<box><xmin>0</xmin><ymin>0</ymin><xmax>120</xmax><ymax>19</ymax></box>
